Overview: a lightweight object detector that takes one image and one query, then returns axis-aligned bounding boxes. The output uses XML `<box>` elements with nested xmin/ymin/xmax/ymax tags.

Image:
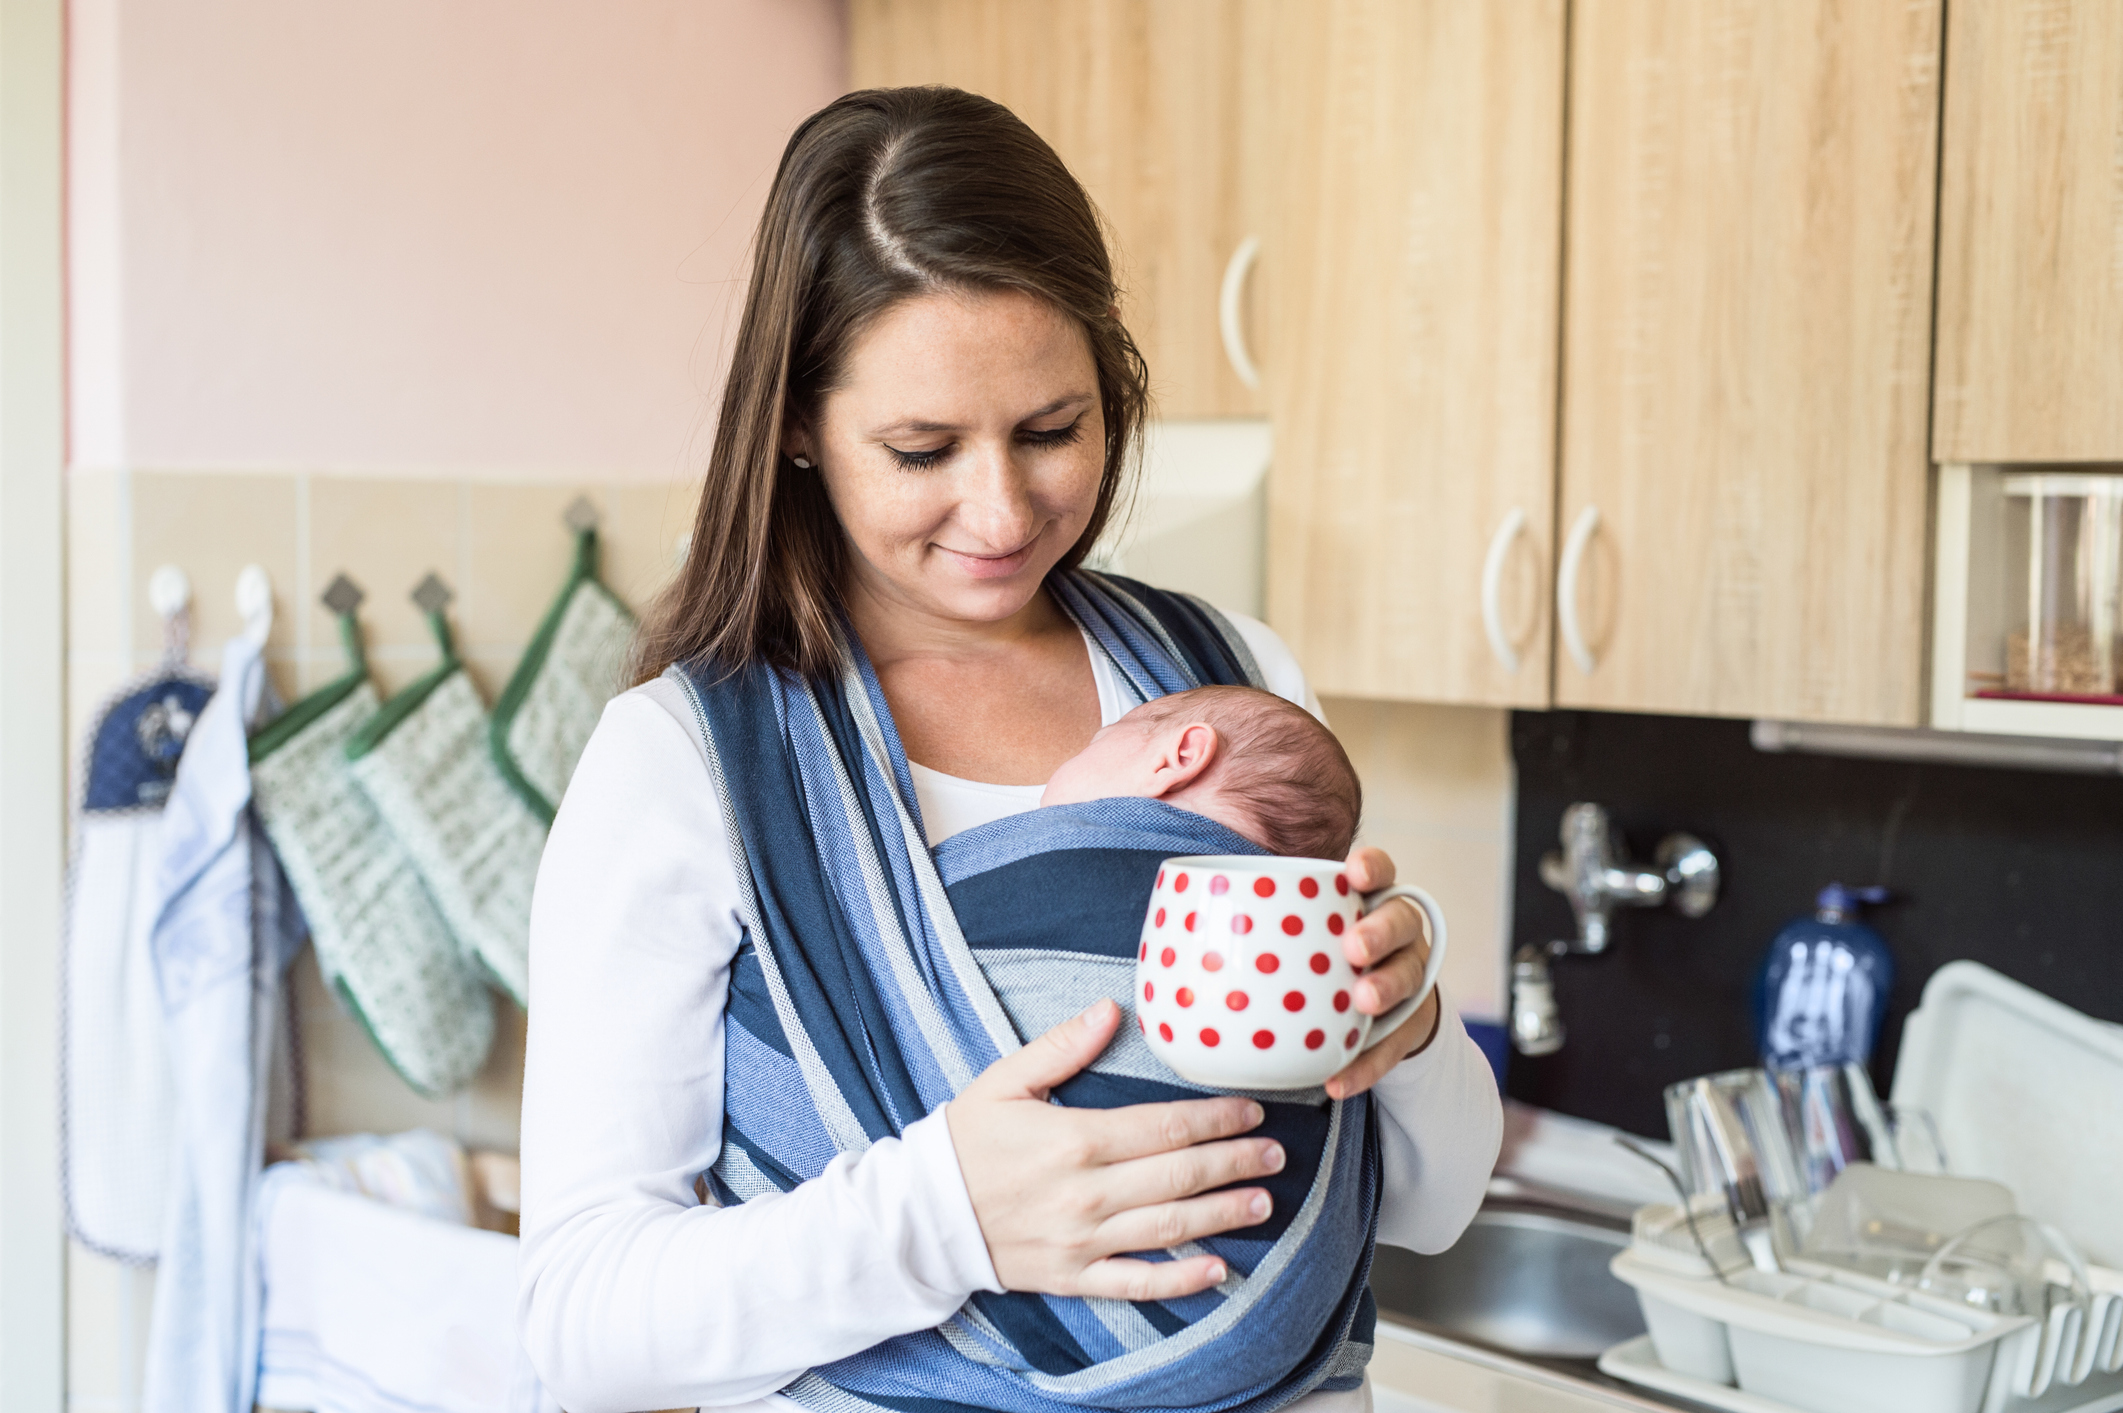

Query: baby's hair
<box><xmin>1130</xmin><ymin>685</ymin><xmax>1362</xmax><ymax>860</ymax></box>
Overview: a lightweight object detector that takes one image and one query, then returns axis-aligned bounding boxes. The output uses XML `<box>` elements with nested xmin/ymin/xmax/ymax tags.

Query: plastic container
<box><xmin>1999</xmin><ymin>471</ymin><xmax>2123</xmax><ymax>700</ymax></box>
<box><xmin>1756</xmin><ymin>884</ymin><xmax>1895</xmax><ymax>1075</ymax></box>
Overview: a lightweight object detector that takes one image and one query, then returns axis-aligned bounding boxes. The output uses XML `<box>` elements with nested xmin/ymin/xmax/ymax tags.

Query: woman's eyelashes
<box><xmin>880</xmin><ymin>417</ymin><xmax>1086</xmax><ymax>471</ymax></box>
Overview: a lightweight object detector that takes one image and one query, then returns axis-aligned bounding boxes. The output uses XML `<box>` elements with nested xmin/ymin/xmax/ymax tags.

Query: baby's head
<box><xmin>1041</xmin><ymin>685</ymin><xmax>1362</xmax><ymax>859</ymax></box>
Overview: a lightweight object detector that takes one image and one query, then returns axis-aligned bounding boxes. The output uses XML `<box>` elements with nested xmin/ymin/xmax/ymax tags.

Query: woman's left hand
<box><xmin>1324</xmin><ymin>847</ymin><xmax>1443</xmax><ymax>1101</ymax></box>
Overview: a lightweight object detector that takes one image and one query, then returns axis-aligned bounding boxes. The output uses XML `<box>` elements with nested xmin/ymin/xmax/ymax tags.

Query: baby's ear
<box><xmin>1147</xmin><ymin>721</ymin><xmax>1220</xmax><ymax>796</ymax></box>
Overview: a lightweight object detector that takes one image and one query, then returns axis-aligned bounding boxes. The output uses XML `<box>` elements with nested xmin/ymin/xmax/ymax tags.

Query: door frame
<box><xmin>0</xmin><ymin>0</ymin><xmax>70</xmax><ymax>1400</ymax></box>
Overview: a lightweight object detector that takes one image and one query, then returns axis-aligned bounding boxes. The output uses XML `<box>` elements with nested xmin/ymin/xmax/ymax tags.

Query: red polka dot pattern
<box><xmin>1335</xmin><ymin>875</ymin><xmax>1350</xmax><ymax>896</ymax></box>
<box><xmin>1174</xmin><ymin>872</ymin><xmax>1190</xmax><ymax>892</ymax></box>
<box><xmin>1138</xmin><ymin>1016</ymin><xmax>1146</xmax><ymax>1034</ymax></box>
<box><xmin>1143</xmin><ymin>981</ymin><xmax>1155</xmax><ymax>1002</ymax></box>
<box><xmin>1253</xmin><ymin>877</ymin><xmax>1276</xmax><ymax>898</ymax></box>
<box><xmin>1252</xmin><ymin>1030</ymin><xmax>1276</xmax><ymax>1049</ymax></box>
<box><xmin>1299</xmin><ymin>877</ymin><xmax>1320</xmax><ymax>898</ymax></box>
<box><xmin>1333</xmin><ymin>991</ymin><xmax>1351</xmax><ymax>1012</ymax></box>
<box><xmin>1281</xmin><ymin>915</ymin><xmax>1304</xmax><ymax>936</ymax></box>
<box><xmin>1200</xmin><ymin>1028</ymin><xmax>1221</xmax><ymax>1047</ymax></box>
<box><xmin>1210</xmin><ymin>875</ymin><xmax>1230</xmax><ymax>895</ymax></box>
<box><xmin>1344</xmin><ymin>1028</ymin><xmax>1360</xmax><ymax>1049</ymax></box>
<box><xmin>1202</xmin><ymin>950</ymin><xmax>1224</xmax><ymax>972</ymax></box>
<box><xmin>1138</xmin><ymin>942</ymin><xmax>1147</xmax><ymax>960</ymax></box>
<box><xmin>1158</xmin><ymin>1022</ymin><xmax>1173</xmax><ymax>1042</ymax></box>
<box><xmin>1282</xmin><ymin>991</ymin><xmax>1306</xmax><ymax>1012</ymax></box>
<box><xmin>1160</xmin><ymin>947</ymin><xmax>1176</xmax><ymax>967</ymax></box>
<box><xmin>1155</xmin><ymin>907</ymin><xmax>1166</xmax><ymax>928</ymax></box>
<box><xmin>1255</xmin><ymin>953</ymin><xmax>1279</xmax><ymax>973</ymax></box>
<box><xmin>1176</xmin><ymin>987</ymin><xmax>1195</xmax><ymax>1008</ymax></box>
<box><xmin>1225</xmin><ymin>991</ymin><xmax>1249</xmax><ymax>1011</ymax></box>
<box><xmin>1309</xmin><ymin>953</ymin><xmax>1331</xmax><ymax>974</ymax></box>
<box><xmin>1184</xmin><ymin>912</ymin><xmax>1198</xmax><ymax>932</ymax></box>
<box><xmin>1327</xmin><ymin>914</ymin><xmax>1345</xmax><ymax>936</ymax></box>
<box><xmin>1305</xmin><ymin>1029</ymin><xmax>1326</xmax><ymax>1049</ymax></box>
<box><xmin>1231</xmin><ymin>914</ymin><xmax>1253</xmax><ymax>935</ymax></box>
<box><xmin>1158</xmin><ymin>870</ymin><xmax>1166</xmax><ymax>889</ymax></box>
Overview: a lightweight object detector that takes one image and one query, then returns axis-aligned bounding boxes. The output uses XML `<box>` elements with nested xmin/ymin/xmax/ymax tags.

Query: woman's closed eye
<box><xmin>881</xmin><ymin>416</ymin><xmax>1086</xmax><ymax>471</ymax></box>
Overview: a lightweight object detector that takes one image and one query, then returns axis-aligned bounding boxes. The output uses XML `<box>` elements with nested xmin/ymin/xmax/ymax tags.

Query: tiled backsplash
<box><xmin>1504</xmin><ymin>708</ymin><xmax>2123</xmax><ymax>1138</ymax></box>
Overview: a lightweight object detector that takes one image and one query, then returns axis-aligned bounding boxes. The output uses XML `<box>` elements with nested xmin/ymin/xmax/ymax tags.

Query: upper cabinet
<box><xmin>849</xmin><ymin>0</ymin><xmax>1267</xmax><ymax>419</ymax></box>
<box><xmin>1934</xmin><ymin>0</ymin><xmax>2123</xmax><ymax>463</ymax></box>
<box><xmin>1554</xmin><ymin>0</ymin><xmax>1942</xmax><ymax>726</ymax></box>
<box><xmin>1259</xmin><ymin>0</ymin><xmax>1566</xmax><ymax>707</ymax></box>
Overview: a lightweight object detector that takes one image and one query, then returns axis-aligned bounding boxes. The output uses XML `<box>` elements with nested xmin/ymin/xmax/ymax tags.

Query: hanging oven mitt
<box><xmin>489</xmin><ymin>505</ymin><xmax>635</xmax><ymax>824</ymax></box>
<box><xmin>346</xmin><ymin>574</ymin><xmax>545</xmax><ymax>1009</ymax></box>
<box><xmin>62</xmin><ymin>614</ymin><xmax>214</xmax><ymax>1262</ymax></box>
<box><xmin>249</xmin><ymin>579</ymin><xmax>494</xmax><ymax>1099</ymax></box>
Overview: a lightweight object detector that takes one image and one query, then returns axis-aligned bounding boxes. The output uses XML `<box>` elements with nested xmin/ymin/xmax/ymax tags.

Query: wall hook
<box><xmin>236</xmin><ymin>564</ymin><xmax>274</xmax><ymax>650</ymax></box>
<box><xmin>320</xmin><ymin>573</ymin><xmax>366</xmax><ymax>616</ymax></box>
<box><xmin>563</xmin><ymin>495</ymin><xmax>601</xmax><ymax>533</ymax></box>
<box><xmin>411</xmin><ymin>572</ymin><xmax>454</xmax><ymax>615</ymax></box>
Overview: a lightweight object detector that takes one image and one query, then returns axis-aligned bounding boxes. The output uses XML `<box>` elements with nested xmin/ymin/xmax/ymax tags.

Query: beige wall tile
<box><xmin>308</xmin><ymin>476</ymin><xmax>464</xmax><ymax>655</ymax></box>
<box><xmin>601</xmin><ymin>478</ymin><xmax>699</xmax><ymax>614</ymax></box>
<box><xmin>67</xmin><ymin>468</ymin><xmax>126</xmax><ymax>661</ymax></box>
<box><xmin>290</xmin><ymin>949</ymin><xmax>461</xmax><ymax>1139</ymax></box>
<box><xmin>130</xmin><ymin>470</ymin><xmax>300</xmax><ymax>664</ymax></box>
<box><xmin>460</xmin><ymin>483</ymin><xmax>586</xmax><ymax>650</ymax></box>
<box><xmin>1325</xmin><ymin>699</ymin><xmax>1516</xmax><ymax>1021</ymax></box>
<box><xmin>459</xmin><ymin>1001</ymin><xmax>527</xmax><ymax>1153</ymax></box>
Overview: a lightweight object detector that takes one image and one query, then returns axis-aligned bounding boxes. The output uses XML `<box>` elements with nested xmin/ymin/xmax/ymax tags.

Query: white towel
<box><xmin>61</xmin><ymin>671</ymin><xmax>212</xmax><ymax>1260</ymax></box>
<box><xmin>141</xmin><ymin>635</ymin><xmax>305</xmax><ymax>1413</ymax></box>
<box><xmin>254</xmin><ymin>1161</ymin><xmax>557</xmax><ymax>1413</ymax></box>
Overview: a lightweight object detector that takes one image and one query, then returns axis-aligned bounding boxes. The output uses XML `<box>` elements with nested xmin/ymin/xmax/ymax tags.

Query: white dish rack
<box><xmin>1598</xmin><ymin>963</ymin><xmax>2123</xmax><ymax>1413</ymax></box>
<box><xmin>1610</xmin><ymin>1206</ymin><xmax>2123</xmax><ymax>1413</ymax></box>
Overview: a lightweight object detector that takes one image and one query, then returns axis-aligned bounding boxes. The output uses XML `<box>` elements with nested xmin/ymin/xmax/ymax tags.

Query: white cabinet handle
<box><xmin>1557</xmin><ymin>505</ymin><xmax>1601</xmax><ymax>676</ymax></box>
<box><xmin>1218</xmin><ymin>234</ymin><xmax>1262</xmax><ymax>390</ymax></box>
<box><xmin>1481</xmin><ymin>508</ymin><xmax>1528</xmax><ymax>673</ymax></box>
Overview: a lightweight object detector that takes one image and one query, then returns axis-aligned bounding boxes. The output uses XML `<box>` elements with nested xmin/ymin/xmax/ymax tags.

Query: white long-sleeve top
<box><xmin>518</xmin><ymin>613</ymin><xmax>1504</xmax><ymax>1413</ymax></box>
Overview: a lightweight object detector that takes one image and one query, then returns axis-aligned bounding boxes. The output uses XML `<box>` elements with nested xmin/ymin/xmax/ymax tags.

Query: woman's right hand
<box><xmin>944</xmin><ymin>998</ymin><xmax>1283</xmax><ymax>1301</ymax></box>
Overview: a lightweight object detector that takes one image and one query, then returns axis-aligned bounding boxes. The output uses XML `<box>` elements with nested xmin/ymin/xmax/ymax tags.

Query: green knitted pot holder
<box><xmin>488</xmin><ymin>524</ymin><xmax>634</xmax><ymax>825</ymax></box>
<box><xmin>345</xmin><ymin>596</ymin><xmax>545</xmax><ymax>1009</ymax></box>
<box><xmin>250</xmin><ymin>608</ymin><xmax>495</xmax><ymax>1099</ymax></box>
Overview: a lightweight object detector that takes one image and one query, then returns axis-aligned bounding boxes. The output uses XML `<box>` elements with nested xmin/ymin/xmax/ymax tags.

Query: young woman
<box><xmin>520</xmin><ymin>87</ymin><xmax>1501</xmax><ymax>1413</ymax></box>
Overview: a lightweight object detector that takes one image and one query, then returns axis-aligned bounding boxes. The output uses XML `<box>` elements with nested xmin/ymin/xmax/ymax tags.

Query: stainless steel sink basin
<box><xmin>1369</xmin><ymin>1202</ymin><xmax>1647</xmax><ymax>1363</ymax></box>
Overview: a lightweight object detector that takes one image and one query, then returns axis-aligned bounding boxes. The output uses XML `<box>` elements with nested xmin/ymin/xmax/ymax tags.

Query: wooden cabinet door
<box><xmin>849</xmin><ymin>0</ymin><xmax>1265</xmax><ymax>419</ymax></box>
<box><xmin>1555</xmin><ymin>0</ymin><xmax>1941</xmax><ymax>725</ymax></box>
<box><xmin>1935</xmin><ymin>0</ymin><xmax>2123</xmax><ymax>463</ymax></box>
<box><xmin>1259</xmin><ymin>0</ymin><xmax>1566</xmax><ymax>707</ymax></box>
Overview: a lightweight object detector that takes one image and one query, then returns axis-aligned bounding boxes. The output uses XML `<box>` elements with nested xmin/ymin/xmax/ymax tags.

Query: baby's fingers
<box><xmin>1072</xmin><ymin>1254</ymin><xmax>1231</xmax><ymax>1303</ymax></box>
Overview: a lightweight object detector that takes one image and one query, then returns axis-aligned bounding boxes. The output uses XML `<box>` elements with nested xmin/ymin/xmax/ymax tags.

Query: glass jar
<box><xmin>2000</xmin><ymin>471</ymin><xmax>2123</xmax><ymax>699</ymax></box>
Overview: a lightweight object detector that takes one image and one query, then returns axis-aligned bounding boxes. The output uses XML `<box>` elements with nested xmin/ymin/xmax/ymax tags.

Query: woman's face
<box><xmin>798</xmin><ymin>287</ymin><xmax>1106</xmax><ymax>631</ymax></box>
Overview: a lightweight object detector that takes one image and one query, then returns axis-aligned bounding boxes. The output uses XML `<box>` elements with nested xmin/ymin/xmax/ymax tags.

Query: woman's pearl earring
<box><xmin>791</xmin><ymin>455</ymin><xmax>813</xmax><ymax>469</ymax></box>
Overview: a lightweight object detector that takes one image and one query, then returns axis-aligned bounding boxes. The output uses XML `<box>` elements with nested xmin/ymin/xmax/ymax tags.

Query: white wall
<box><xmin>69</xmin><ymin>0</ymin><xmax>845</xmax><ymax>479</ymax></box>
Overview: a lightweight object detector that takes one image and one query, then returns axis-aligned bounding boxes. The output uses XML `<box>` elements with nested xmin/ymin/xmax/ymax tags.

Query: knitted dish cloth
<box><xmin>347</xmin><ymin>619</ymin><xmax>545</xmax><ymax>1010</ymax></box>
<box><xmin>489</xmin><ymin>525</ymin><xmax>634</xmax><ymax>825</ymax></box>
<box><xmin>250</xmin><ymin>627</ymin><xmax>494</xmax><ymax>1100</ymax></box>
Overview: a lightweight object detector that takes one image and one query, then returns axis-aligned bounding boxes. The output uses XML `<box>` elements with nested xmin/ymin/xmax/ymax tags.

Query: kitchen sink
<box><xmin>1369</xmin><ymin>1200</ymin><xmax>1647</xmax><ymax>1366</ymax></box>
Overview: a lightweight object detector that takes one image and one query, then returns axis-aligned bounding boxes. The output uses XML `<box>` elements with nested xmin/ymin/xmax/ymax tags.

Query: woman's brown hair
<box><xmin>631</xmin><ymin>86</ymin><xmax>1150</xmax><ymax>683</ymax></box>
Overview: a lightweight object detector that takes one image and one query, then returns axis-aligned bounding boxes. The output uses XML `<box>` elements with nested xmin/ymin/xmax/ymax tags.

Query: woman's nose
<box><xmin>954</xmin><ymin>443</ymin><xmax>1041</xmax><ymax>548</ymax></box>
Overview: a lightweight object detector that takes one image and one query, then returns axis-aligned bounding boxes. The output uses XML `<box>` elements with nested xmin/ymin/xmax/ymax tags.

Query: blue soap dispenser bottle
<box><xmin>1755</xmin><ymin>883</ymin><xmax>1895</xmax><ymax>1071</ymax></box>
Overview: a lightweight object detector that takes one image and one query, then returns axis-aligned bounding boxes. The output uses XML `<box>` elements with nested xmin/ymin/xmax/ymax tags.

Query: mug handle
<box><xmin>1354</xmin><ymin>884</ymin><xmax>1449</xmax><ymax>1054</ymax></box>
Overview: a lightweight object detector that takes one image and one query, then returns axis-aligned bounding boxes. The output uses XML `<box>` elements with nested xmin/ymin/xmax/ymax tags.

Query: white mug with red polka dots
<box><xmin>1132</xmin><ymin>856</ymin><xmax>1448</xmax><ymax>1090</ymax></box>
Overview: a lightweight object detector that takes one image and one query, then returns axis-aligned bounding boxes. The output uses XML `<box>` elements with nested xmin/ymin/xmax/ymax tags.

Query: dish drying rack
<box><xmin>1598</xmin><ymin>964</ymin><xmax>2123</xmax><ymax>1413</ymax></box>
<box><xmin>1608</xmin><ymin>1200</ymin><xmax>2123</xmax><ymax>1413</ymax></box>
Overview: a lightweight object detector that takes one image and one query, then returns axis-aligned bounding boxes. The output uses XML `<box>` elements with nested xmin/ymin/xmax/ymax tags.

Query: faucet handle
<box><xmin>1656</xmin><ymin>832</ymin><xmax>1721</xmax><ymax>917</ymax></box>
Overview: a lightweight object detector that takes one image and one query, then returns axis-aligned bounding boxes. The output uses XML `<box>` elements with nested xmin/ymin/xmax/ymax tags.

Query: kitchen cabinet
<box><xmin>1555</xmin><ymin>0</ymin><xmax>1941</xmax><ymax>725</ymax></box>
<box><xmin>1934</xmin><ymin>0</ymin><xmax>2123</xmax><ymax>463</ymax></box>
<box><xmin>1259</xmin><ymin>0</ymin><xmax>1567</xmax><ymax>708</ymax></box>
<box><xmin>848</xmin><ymin>0</ymin><xmax>1267</xmax><ymax>419</ymax></box>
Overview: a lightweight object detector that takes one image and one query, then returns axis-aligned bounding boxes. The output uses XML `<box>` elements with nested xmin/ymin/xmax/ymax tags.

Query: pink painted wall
<box><xmin>68</xmin><ymin>0</ymin><xmax>846</xmax><ymax>477</ymax></box>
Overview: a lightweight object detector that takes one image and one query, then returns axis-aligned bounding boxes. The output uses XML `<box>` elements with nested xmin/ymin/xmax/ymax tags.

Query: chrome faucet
<box><xmin>1511</xmin><ymin>803</ymin><xmax>1721</xmax><ymax>1056</ymax></box>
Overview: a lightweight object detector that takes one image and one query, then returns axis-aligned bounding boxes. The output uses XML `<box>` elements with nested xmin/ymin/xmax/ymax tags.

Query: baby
<box><xmin>1039</xmin><ymin>684</ymin><xmax>1362</xmax><ymax>860</ymax></box>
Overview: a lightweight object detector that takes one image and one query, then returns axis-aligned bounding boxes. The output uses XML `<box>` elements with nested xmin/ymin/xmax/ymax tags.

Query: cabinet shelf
<box><xmin>1932</xmin><ymin>463</ymin><xmax>2123</xmax><ymax>743</ymax></box>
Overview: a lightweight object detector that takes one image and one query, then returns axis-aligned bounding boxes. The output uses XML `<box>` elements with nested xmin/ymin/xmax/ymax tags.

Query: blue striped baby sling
<box><xmin>671</xmin><ymin>571</ymin><xmax>1380</xmax><ymax>1413</ymax></box>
